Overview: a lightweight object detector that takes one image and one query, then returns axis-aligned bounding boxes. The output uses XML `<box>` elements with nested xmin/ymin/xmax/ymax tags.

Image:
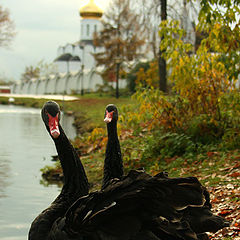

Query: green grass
<box><xmin>0</xmin><ymin>96</ymin><xmax>46</xmax><ymax>108</ymax></box>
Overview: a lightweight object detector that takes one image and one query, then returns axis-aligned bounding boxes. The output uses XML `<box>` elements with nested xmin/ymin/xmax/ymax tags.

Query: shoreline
<box><xmin>0</xmin><ymin>93</ymin><xmax>78</xmax><ymax>101</ymax></box>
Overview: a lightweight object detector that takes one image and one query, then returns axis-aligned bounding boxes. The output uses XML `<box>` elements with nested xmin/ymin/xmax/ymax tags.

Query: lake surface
<box><xmin>0</xmin><ymin>104</ymin><xmax>76</xmax><ymax>240</ymax></box>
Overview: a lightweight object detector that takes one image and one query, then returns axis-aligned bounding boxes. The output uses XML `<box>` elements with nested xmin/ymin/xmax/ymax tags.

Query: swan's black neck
<box><xmin>53</xmin><ymin>125</ymin><xmax>89</xmax><ymax>199</ymax></box>
<box><xmin>29</xmin><ymin>124</ymin><xmax>89</xmax><ymax>240</ymax></box>
<box><xmin>102</xmin><ymin>121</ymin><xmax>123</xmax><ymax>190</ymax></box>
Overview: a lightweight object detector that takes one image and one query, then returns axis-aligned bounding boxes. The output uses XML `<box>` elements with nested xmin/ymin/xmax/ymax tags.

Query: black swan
<box><xmin>101</xmin><ymin>104</ymin><xmax>230</xmax><ymax>239</ymax></box>
<box><xmin>29</xmin><ymin>101</ymin><xmax>89</xmax><ymax>240</ymax></box>
<box><xmin>102</xmin><ymin>104</ymin><xmax>123</xmax><ymax>190</ymax></box>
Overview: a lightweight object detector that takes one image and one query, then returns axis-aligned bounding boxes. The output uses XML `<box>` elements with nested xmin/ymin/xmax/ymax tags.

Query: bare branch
<box><xmin>0</xmin><ymin>6</ymin><xmax>16</xmax><ymax>48</ymax></box>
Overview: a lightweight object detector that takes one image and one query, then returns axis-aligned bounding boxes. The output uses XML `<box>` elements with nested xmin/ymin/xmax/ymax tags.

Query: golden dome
<box><xmin>79</xmin><ymin>0</ymin><xmax>103</xmax><ymax>19</ymax></box>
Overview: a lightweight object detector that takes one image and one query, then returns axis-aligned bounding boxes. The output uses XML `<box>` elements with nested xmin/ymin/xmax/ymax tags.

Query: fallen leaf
<box><xmin>229</xmin><ymin>172</ymin><xmax>240</xmax><ymax>178</ymax></box>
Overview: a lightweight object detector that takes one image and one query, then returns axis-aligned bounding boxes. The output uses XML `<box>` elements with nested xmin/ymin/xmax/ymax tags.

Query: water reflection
<box><xmin>0</xmin><ymin>104</ymin><xmax>76</xmax><ymax>240</ymax></box>
<box><xmin>40</xmin><ymin>178</ymin><xmax>63</xmax><ymax>188</ymax></box>
<box><xmin>0</xmin><ymin>155</ymin><xmax>11</xmax><ymax>199</ymax></box>
<box><xmin>61</xmin><ymin>112</ymin><xmax>76</xmax><ymax>140</ymax></box>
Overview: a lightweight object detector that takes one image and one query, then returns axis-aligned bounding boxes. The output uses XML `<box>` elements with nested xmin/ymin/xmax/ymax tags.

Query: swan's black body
<box><xmin>44</xmin><ymin>169</ymin><xmax>229</xmax><ymax>240</ymax></box>
<box><xmin>102</xmin><ymin>104</ymin><xmax>123</xmax><ymax>190</ymax></box>
<box><xmin>47</xmin><ymin>170</ymin><xmax>209</xmax><ymax>240</ymax></box>
<box><xmin>29</xmin><ymin>101</ymin><xmax>89</xmax><ymax>240</ymax></box>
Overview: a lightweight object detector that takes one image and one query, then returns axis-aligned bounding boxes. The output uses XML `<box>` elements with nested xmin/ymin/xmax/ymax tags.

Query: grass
<box><xmin>155</xmin><ymin>151</ymin><xmax>240</xmax><ymax>187</ymax></box>
<box><xmin>62</xmin><ymin>95</ymin><xmax>132</xmax><ymax>128</ymax></box>
<box><xmin>76</xmin><ymin>143</ymin><xmax>240</xmax><ymax>190</ymax></box>
<box><xmin>0</xmin><ymin>96</ymin><xmax>46</xmax><ymax>108</ymax></box>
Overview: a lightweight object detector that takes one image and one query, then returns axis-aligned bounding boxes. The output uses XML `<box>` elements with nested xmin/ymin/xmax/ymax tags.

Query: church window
<box><xmin>87</xmin><ymin>24</ymin><xmax>90</xmax><ymax>36</ymax></box>
<box><xmin>81</xmin><ymin>24</ymin><xmax>83</xmax><ymax>36</ymax></box>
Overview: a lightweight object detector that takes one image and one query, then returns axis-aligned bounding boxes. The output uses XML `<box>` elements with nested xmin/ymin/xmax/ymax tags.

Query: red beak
<box><xmin>47</xmin><ymin>113</ymin><xmax>60</xmax><ymax>138</ymax></box>
<box><xmin>104</xmin><ymin>111</ymin><xmax>114</xmax><ymax>123</ymax></box>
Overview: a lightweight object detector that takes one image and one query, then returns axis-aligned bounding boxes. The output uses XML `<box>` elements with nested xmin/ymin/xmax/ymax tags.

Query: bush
<box><xmin>187</xmin><ymin>115</ymin><xmax>224</xmax><ymax>144</ymax></box>
<box><xmin>142</xmin><ymin>131</ymin><xmax>196</xmax><ymax>161</ymax></box>
<box><xmin>220</xmin><ymin>128</ymin><xmax>240</xmax><ymax>150</ymax></box>
<box><xmin>126</xmin><ymin>61</ymin><xmax>150</xmax><ymax>92</ymax></box>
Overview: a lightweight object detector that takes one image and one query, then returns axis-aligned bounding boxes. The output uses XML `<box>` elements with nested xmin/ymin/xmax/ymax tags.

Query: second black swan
<box><xmin>102</xmin><ymin>104</ymin><xmax>123</xmax><ymax>190</ymax></box>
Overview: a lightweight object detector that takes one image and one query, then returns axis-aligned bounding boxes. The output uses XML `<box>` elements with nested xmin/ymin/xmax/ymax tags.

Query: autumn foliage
<box><xmin>128</xmin><ymin>15</ymin><xmax>239</xmax><ymax>142</ymax></box>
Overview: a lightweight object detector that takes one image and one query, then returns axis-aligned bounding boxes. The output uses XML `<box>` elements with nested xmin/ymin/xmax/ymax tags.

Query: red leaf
<box><xmin>219</xmin><ymin>209</ymin><xmax>232</xmax><ymax>216</ymax></box>
<box><xmin>234</xmin><ymin>223</ymin><xmax>240</xmax><ymax>227</ymax></box>
<box><xmin>229</xmin><ymin>172</ymin><xmax>240</xmax><ymax>177</ymax></box>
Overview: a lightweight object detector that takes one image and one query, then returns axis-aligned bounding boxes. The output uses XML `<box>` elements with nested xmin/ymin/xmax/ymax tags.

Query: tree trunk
<box><xmin>116</xmin><ymin>15</ymin><xmax>120</xmax><ymax>99</ymax></box>
<box><xmin>116</xmin><ymin>62</ymin><xmax>120</xmax><ymax>99</ymax></box>
<box><xmin>158</xmin><ymin>0</ymin><xmax>167</xmax><ymax>92</ymax></box>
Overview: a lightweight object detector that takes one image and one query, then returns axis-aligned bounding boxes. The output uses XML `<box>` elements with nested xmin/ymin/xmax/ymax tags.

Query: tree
<box><xmin>0</xmin><ymin>73</ymin><xmax>14</xmax><ymax>85</ymax></box>
<box><xmin>0</xmin><ymin>5</ymin><xmax>15</xmax><ymax>48</ymax></box>
<box><xmin>93</xmin><ymin>0</ymin><xmax>145</xmax><ymax>98</ymax></box>
<box><xmin>21</xmin><ymin>60</ymin><xmax>58</xmax><ymax>83</ymax></box>
<box><xmin>37</xmin><ymin>60</ymin><xmax>58</xmax><ymax>77</ymax></box>
<box><xmin>135</xmin><ymin>0</ymin><xmax>200</xmax><ymax>92</ymax></box>
<box><xmin>142</xmin><ymin>0</ymin><xmax>240</xmax><ymax>132</ymax></box>
<box><xmin>158</xmin><ymin>0</ymin><xmax>167</xmax><ymax>92</ymax></box>
<box><xmin>134</xmin><ymin>0</ymin><xmax>161</xmax><ymax>59</ymax></box>
<box><xmin>126</xmin><ymin>61</ymin><xmax>150</xmax><ymax>92</ymax></box>
<box><xmin>21</xmin><ymin>66</ymin><xmax>40</xmax><ymax>83</ymax></box>
<box><xmin>198</xmin><ymin>0</ymin><xmax>240</xmax><ymax>80</ymax></box>
<box><xmin>124</xmin><ymin>0</ymin><xmax>240</xmax><ymax>150</ymax></box>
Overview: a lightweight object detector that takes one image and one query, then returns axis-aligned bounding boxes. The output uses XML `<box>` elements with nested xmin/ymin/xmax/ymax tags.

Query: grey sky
<box><xmin>0</xmin><ymin>0</ymin><xmax>108</xmax><ymax>82</ymax></box>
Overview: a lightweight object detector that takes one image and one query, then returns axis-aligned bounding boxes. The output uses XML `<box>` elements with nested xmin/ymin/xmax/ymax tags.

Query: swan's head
<box><xmin>104</xmin><ymin>104</ymin><xmax>118</xmax><ymax>123</ymax></box>
<box><xmin>41</xmin><ymin>101</ymin><xmax>61</xmax><ymax>139</ymax></box>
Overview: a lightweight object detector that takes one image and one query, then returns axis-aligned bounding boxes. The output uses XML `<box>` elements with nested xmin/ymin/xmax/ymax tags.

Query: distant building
<box><xmin>0</xmin><ymin>86</ymin><xmax>11</xmax><ymax>94</ymax></box>
<box><xmin>12</xmin><ymin>0</ymin><xmax>126</xmax><ymax>95</ymax></box>
<box><xmin>12</xmin><ymin>0</ymin><xmax>196</xmax><ymax>95</ymax></box>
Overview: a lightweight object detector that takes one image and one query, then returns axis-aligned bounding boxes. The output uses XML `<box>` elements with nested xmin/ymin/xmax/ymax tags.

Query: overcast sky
<box><xmin>0</xmin><ymin>0</ymin><xmax>108</xmax><ymax>82</ymax></box>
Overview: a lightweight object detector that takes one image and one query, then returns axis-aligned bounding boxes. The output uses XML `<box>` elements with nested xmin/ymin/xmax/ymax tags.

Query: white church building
<box><xmin>12</xmin><ymin>0</ymin><xmax>197</xmax><ymax>95</ymax></box>
<box><xmin>12</xmin><ymin>0</ymin><xmax>124</xmax><ymax>95</ymax></box>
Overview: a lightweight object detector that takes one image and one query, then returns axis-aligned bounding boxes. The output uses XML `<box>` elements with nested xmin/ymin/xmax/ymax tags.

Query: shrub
<box><xmin>187</xmin><ymin>114</ymin><xmax>224</xmax><ymax>144</ymax></box>
<box><xmin>126</xmin><ymin>61</ymin><xmax>150</xmax><ymax>92</ymax></box>
<box><xmin>142</xmin><ymin>132</ymin><xmax>196</xmax><ymax>161</ymax></box>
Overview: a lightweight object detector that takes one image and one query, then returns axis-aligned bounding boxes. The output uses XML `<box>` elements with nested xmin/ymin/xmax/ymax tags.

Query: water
<box><xmin>0</xmin><ymin>104</ymin><xmax>76</xmax><ymax>240</ymax></box>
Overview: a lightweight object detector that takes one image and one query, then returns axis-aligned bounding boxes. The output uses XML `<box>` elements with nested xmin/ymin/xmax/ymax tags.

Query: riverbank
<box><xmin>0</xmin><ymin>95</ymin><xmax>239</xmax><ymax>239</ymax></box>
<box><xmin>0</xmin><ymin>93</ymin><xmax>79</xmax><ymax>101</ymax></box>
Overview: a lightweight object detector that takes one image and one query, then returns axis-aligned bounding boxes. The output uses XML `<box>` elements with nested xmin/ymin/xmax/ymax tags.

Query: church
<box><xmin>12</xmin><ymin>0</ymin><xmax>125</xmax><ymax>95</ymax></box>
<box><xmin>12</xmin><ymin>0</ymin><xmax>197</xmax><ymax>95</ymax></box>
